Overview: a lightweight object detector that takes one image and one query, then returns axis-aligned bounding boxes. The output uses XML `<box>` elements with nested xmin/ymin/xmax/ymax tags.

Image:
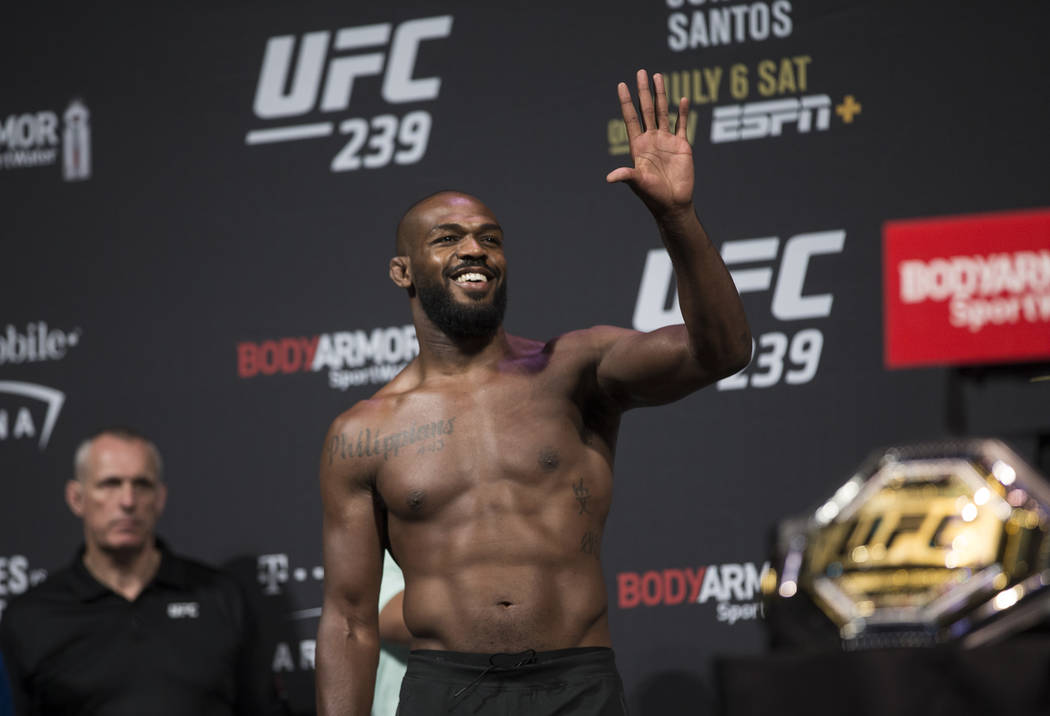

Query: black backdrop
<box><xmin>3</xmin><ymin>1</ymin><xmax>1049</xmax><ymax>712</ymax></box>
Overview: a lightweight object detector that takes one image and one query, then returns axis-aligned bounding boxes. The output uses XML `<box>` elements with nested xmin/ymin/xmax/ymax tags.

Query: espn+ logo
<box><xmin>711</xmin><ymin>95</ymin><xmax>831</xmax><ymax>143</ymax></box>
<box><xmin>246</xmin><ymin>16</ymin><xmax>452</xmax><ymax>172</ymax></box>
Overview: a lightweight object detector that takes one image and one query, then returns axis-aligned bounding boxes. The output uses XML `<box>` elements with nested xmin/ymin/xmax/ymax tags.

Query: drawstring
<box><xmin>447</xmin><ymin>649</ymin><xmax>537</xmax><ymax>712</ymax></box>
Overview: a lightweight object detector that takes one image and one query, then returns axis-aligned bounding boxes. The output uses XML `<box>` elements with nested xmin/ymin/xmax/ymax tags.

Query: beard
<box><xmin>416</xmin><ymin>271</ymin><xmax>508</xmax><ymax>340</ymax></box>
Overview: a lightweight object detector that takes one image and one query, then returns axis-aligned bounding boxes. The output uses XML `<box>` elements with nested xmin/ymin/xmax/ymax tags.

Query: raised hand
<box><xmin>606</xmin><ymin>70</ymin><xmax>694</xmax><ymax>218</ymax></box>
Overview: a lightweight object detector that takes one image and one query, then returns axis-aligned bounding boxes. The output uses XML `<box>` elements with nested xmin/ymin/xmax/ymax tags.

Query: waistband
<box><xmin>406</xmin><ymin>647</ymin><xmax>618</xmax><ymax>685</ymax></box>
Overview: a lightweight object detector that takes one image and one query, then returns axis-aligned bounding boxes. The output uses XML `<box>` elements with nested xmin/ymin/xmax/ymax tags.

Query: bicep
<box><xmin>595</xmin><ymin>325</ymin><xmax>712</xmax><ymax>409</ymax></box>
<box><xmin>318</xmin><ymin>413</ymin><xmax>386</xmax><ymax>629</ymax></box>
<box><xmin>315</xmin><ymin>441</ymin><xmax>385</xmax><ymax>714</ymax></box>
<box><xmin>319</xmin><ymin>461</ymin><xmax>385</xmax><ymax>624</ymax></box>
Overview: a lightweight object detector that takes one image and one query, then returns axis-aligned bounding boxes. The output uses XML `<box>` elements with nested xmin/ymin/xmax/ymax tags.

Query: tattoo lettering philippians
<box><xmin>327</xmin><ymin>418</ymin><xmax>456</xmax><ymax>464</ymax></box>
<box><xmin>572</xmin><ymin>478</ymin><xmax>591</xmax><ymax>515</ymax></box>
<box><xmin>580</xmin><ymin>530</ymin><xmax>600</xmax><ymax>558</ymax></box>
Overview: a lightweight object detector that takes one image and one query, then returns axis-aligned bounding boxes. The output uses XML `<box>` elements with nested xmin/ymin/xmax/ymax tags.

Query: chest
<box><xmin>374</xmin><ymin>375</ymin><xmax>612</xmax><ymax>520</ymax></box>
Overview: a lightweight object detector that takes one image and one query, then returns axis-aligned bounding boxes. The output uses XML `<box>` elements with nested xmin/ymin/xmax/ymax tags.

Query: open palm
<box><xmin>606</xmin><ymin>70</ymin><xmax>694</xmax><ymax>216</ymax></box>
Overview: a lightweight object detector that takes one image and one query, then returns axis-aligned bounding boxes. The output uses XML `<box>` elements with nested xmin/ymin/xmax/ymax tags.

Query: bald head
<box><xmin>395</xmin><ymin>191</ymin><xmax>493</xmax><ymax>256</ymax></box>
<box><xmin>74</xmin><ymin>427</ymin><xmax>163</xmax><ymax>483</ymax></box>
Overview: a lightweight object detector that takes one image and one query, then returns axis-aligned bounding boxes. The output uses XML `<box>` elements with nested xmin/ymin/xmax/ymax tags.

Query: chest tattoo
<box><xmin>572</xmin><ymin>477</ymin><xmax>592</xmax><ymax>515</ymax></box>
<box><xmin>327</xmin><ymin>418</ymin><xmax>456</xmax><ymax>464</ymax></box>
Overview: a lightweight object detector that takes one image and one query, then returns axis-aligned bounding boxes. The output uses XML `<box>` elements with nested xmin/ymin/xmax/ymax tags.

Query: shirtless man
<box><xmin>316</xmin><ymin>70</ymin><xmax>752</xmax><ymax>715</ymax></box>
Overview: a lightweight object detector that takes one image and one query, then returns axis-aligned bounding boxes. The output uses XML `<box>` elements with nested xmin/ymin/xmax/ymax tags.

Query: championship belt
<box><xmin>763</xmin><ymin>439</ymin><xmax>1050</xmax><ymax>649</ymax></box>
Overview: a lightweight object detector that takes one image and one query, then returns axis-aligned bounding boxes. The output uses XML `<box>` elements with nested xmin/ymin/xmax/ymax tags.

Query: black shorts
<box><xmin>396</xmin><ymin>647</ymin><xmax>629</xmax><ymax>715</ymax></box>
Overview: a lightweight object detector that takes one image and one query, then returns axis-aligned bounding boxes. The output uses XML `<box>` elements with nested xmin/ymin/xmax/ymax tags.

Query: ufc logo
<box><xmin>711</xmin><ymin>94</ymin><xmax>830</xmax><ymax>143</ymax></box>
<box><xmin>167</xmin><ymin>602</ymin><xmax>199</xmax><ymax>619</ymax></box>
<box><xmin>252</xmin><ymin>16</ymin><xmax>453</xmax><ymax>119</ymax></box>
<box><xmin>633</xmin><ymin>230</ymin><xmax>845</xmax><ymax>331</ymax></box>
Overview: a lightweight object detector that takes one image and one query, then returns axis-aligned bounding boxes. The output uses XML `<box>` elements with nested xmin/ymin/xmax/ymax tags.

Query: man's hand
<box><xmin>598</xmin><ymin>68</ymin><xmax>751</xmax><ymax>401</ymax></box>
<box><xmin>606</xmin><ymin>69</ymin><xmax>694</xmax><ymax>218</ymax></box>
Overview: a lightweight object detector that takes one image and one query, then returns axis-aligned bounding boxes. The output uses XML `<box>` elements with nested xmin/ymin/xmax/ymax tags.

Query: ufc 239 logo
<box><xmin>245</xmin><ymin>16</ymin><xmax>452</xmax><ymax>172</ymax></box>
<box><xmin>634</xmin><ymin>230</ymin><xmax>845</xmax><ymax>390</ymax></box>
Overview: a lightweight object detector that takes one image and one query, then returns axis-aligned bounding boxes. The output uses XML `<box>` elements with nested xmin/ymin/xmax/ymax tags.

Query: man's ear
<box><xmin>389</xmin><ymin>256</ymin><xmax>412</xmax><ymax>289</ymax></box>
<box><xmin>66</xmin><ymin>480</ymin><xmax>84</xmax><ymax>517</ymax></box>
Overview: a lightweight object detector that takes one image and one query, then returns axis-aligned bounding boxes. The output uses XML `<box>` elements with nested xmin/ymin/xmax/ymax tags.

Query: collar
<box><xmin>69</xmin><ymin>538</ymin><xmax>187</xmax><ymax>601</ymax></box>
<box><xmin>152</xmin><ymin>539</ymin><xmax>188</xmax><ymax>589</ymax></box>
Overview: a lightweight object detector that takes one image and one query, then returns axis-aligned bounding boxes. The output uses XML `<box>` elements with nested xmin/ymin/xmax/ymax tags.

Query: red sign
<box><xmin>883</xmin><ymin>208</ymin><xmax>1050</xmax><ymax>368</ymax></box>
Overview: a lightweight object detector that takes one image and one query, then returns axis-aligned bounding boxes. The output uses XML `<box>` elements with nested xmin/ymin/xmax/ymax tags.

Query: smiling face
<box><xmin>392</xmin><ymin>192</ymin><xmax>508</xmax><ymax>339</ymax></box>
<box><xmin>66</xmin><ymin>434</ymin><xmax>166</xmax><ymax>556</ymax></box>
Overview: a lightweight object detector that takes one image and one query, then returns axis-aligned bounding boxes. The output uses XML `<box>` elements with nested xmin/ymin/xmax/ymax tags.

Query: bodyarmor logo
<box><xmin>246</xmin><ymin>16</ymin><xmax>452</xmax><ymax>172</ymax></box>
<box><xmin>63</xmin><ymin>100</ymin><xmax>91</xmax><ymax>181</ymax></box>
<box><xmin>617</xmin><ymin>561</ymin><xmax>770</xmax><ymax>624</ymax></box>
<box><xmin>237</xmin><ymin>325</ymin><xmax>418</xmax><ymax>390</ymax></box>
<box><xmin>0</xmin><ymin>100</ymin><xmax>91</xmax><ymax>180</ymax></box>
<box><xmin>0</xmin><ymin>381</ymin><xmax>66</xmax><ymax>450</ymax></box>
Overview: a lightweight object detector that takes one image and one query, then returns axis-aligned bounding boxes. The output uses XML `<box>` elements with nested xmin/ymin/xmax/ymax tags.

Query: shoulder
<box><xmin>326</xmin><ymin>397</ymin><xmax>389</xmax><ymax>436</ymax></box>
<box><xmin>561</xmin><ymin>325</ymin><xmax>636</xmax><ymax>350</ymax></box>
<box><xmin>164</xmin><ymin>558</ymin><xmax>258</xmax><ymax>643</ymax></box>
<box><xmin>168</xmin><ymin>553</ymin><xmax>241</xmax><ymax>592</ymax></box>
<box><xmin>324</xmin><ymin>377</ymin><xmax>414</xmax><ymax>440</ymax></box>
<box><xmin>321</xmin><ymin>396</ymin><xmax>403</xmax><ymax>496</ymax></box>
<box><xmin>322</xmin><ymin>395</ymin><xmax>402</xmax><ymax>465</ymax></box>
<box><xmin>163</xmin><ymin>552</ymin><xmax>251</xmax><ymax>622</ymax></box>
<box><xmin>534</xmin><ymin>326</ymin><xmax>637</xmax><ymax>366</ymax></box>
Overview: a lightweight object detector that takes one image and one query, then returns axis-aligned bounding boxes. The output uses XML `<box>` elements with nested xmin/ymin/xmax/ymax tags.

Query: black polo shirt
<box><xmin>0</xmin><ymin>543</ymin><xmax>277</xmax><ymax>716</ymax></box>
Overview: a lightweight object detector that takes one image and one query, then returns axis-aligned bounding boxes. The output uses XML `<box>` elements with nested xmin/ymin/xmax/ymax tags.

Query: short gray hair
<box><xmin>74</xmin><ymin>427</ymin><xmax>164</xmax><ymax>482</ymax></box>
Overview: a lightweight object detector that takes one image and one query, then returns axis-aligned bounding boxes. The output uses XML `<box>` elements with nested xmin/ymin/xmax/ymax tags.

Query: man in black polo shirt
<box><xmin>0</xmin><ymin>427</ymin><xmax>278</xmax><ymax>715</ymax></box>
